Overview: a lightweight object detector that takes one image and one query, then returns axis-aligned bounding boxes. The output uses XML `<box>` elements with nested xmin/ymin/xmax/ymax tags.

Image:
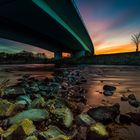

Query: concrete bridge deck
<box><xmin>0</xmin><ymin>0</ymin><xmax>94</xmax><ymax>59</ymax></box>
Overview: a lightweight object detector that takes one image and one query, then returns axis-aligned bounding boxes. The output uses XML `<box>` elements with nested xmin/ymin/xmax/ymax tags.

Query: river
<box><xmin>0</xmin><ymin>64</ymin><xmax>140</xmax><ymax>139</ymax></box>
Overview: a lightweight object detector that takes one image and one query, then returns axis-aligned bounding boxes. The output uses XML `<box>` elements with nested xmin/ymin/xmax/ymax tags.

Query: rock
<box><xmin>72</xmin><ymin>95</ymin><xmax>87</xmax><ymax>104</ymax></box>
<box><xmin>67</xmin><ymin>101</ymin><xmax>85</xmax><ymax>115</ymax></box>
<box><xmin>46</xmin><ymin>98</ymin><xmax>73</xmax><ymax>128</ymax></box>
<box><xmin>103</xmin><ymin>85</ymin><xmax>116</xmax><ymax>96</ymax></box>
<box><xmin>103</xmin><ymin>90</ymin><xmax>114</xmax><ymax>96</ymax></box>
<box><xmin>15</xmin><ymin>100</ymin><xmax>27</xmax><ymax>106</ymax></box>
<box><xmin>86</xmin><ymin>123</ymin><xmax>108</xmax><ymax>140</ymax></box>
<box><xmin>127</xmin><ymin>94</ymin><xmax>140</xmax><ymax>107</ymax></box>
<box><xmin>25</xmin><ymin>136</ymin><xmax>38</xmax><ymax>140</ymax></box>
<box><xmin>119</xmin><ymin>114</ymin><xmax>132</xmax><ymax>124</ymax></box>
<box><xmin>87</xmin><ymin>104</ymin><xmax>120</xmax><ymax>124</ymax></box>
<box><xmin>38</xmin><ymin>85</ymin><xmax>48</xmax><ymax>91</ymax></box>
<box><xmin>0</xmin><ymin>99</ymin><xmax>15</xmax><ymax>117</ymax></box>
<box><xmin>76</xmin><ymin>113</ymin><xmax>96</xmax><ymax>126</ymax></box>
<box><xmin>4</xmin><ymin>88</ymin><xmax>16</xmax><ymax>95</ymax></box>
<box><xmin>8</xmin><ymin>109</ymin><xmax>49</xmax><ymax>125</ymax></box>
<box><xmin>46</xmin><ymin>98</ymin><xmax>65</xmax><ymax>109</ymax></box>
<box><xmin>3</xmin><ymin>87</ymin><xmax>26</xmax><ymax>99</ymax></box>
<box><xmin>103</xmin><ymin>85</ymin><xmax>116</xmax><ymax>91</ymax></box>
<box><xmin>61</xmin><ymin>82</ymin><xmax>68</xmax><ymax>90</ymax></box>
<box><xmin>1</xmin><ymin>119</ymin><xmax>36</xmax><ymax>140</ymax></box>
<box><xmin>39</xmin><ymin>125</ymin><xmax>77</xmax><ymax>140</ymax></box>
<box><xmin>30</xmin><ymin>83</ymin><xmax>40</xmax><ymax>93</ymax></box>
<box><xmin>128</xmin><ymin>94</ymin><xmax>136</xmax><ymax>100</ymax></box>
<box><xmin>14</xmin><ymin>101</ymin><xmax>27</xmax><ymax>113</ymax></box>
<box><xmin>17</xmin><ymin>95</ymin><xmax>32</xmax><ymax>105</ymax></box>
<box><xmin>29</xmin><ymin>96</ymin><xmax>46</xmax><ymax>109</ymax></box>
<box><xmin>121</xmin><ymin>95</ymin><xmax>128</xmax><ymax>101</ymax></box>
<box><xmin>128</xmin><ymin>99</ymin><xmax>140</xmax><ymax>107</ymax></box>
<box><xmin>53</xmin><ymin>107</ymin><xmax>73</xmax><ymax>128</ymax></box>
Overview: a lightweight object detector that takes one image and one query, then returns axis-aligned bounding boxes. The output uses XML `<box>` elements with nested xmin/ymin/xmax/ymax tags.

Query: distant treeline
<box><xmin>55</xmin><ymin>52</ymin><xmax>140</xmax><ymax>66</ymax></box>
<box><xmin>0</xmin><ymin>51</ymin><xmax>51</xmax><ymax>64</ymax></box>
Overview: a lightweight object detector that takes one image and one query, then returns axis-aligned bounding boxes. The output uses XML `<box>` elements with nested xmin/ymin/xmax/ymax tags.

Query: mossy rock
<box><xmin>2</xmin><ymin>119</ymin><xmax>36</xmax><ymax>140</ymax></box>
<box><xmin>0</xmin><ymin>99</ymin><xmax>15</xmax><ymax>117</ymax></box>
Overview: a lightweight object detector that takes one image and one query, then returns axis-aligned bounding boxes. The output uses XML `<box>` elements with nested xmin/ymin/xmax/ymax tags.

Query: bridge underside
<box><xmin>0</xmin><ymin>0</ymin><xmax>94</xmax><ymax>60</ymax></box>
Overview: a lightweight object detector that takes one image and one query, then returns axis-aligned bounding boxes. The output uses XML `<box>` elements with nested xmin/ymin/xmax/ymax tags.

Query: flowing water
<box><xmin>0</xmin><ymin>64</ymin><xmax>140</xmax><ymax>139</ymax></box>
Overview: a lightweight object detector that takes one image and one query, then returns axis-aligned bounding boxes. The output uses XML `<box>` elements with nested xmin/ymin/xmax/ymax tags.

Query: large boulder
<box><xmin>1</xmin><ymin>119</ymin><xmax>36</xmax><ymax>140</ymax></box>
<box><xmin>87</xmin><ymin>104</ymin><xmax>120</xmax><ymax>124</ymax></box>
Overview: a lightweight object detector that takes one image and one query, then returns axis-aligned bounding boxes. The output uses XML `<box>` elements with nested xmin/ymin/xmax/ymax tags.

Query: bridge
<box><xmin>0</xmin><ymin>0</ymin><xmax>94</xmax><ymax>59</ymax></box>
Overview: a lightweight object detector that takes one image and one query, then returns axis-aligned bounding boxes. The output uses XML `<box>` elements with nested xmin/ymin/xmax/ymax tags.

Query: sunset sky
<box><xmin>76</xmin><ymin>0</ymin><xmax>140</xmax><ymax>54</ymax></box>
<box><xmin>0</xmin><ymin>0</ymin><xmax>140</xmax><ymax>56</ymax></box>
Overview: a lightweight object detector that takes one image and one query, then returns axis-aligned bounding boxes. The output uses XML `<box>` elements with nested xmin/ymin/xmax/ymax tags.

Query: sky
<box><xmin>0</xmin><ymin>0</ymin><xmax>140</xmax><ymax>56</ymax></box>
<box><xmin>75</xmin><ymin>0</ymin><xmax>140</xmax><ymax>54</ymax></box>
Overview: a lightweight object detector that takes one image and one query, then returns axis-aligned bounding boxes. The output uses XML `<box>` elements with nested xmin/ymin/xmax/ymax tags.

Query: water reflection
<box><xmin>86</xmin><ymin>65</ymin><xmax>140</xmax><ymax>139</ymax></box>
<box><xmin>0</xmin><ymin>64</ymin><xmax>55</xmax><ymax>85</ymax></box>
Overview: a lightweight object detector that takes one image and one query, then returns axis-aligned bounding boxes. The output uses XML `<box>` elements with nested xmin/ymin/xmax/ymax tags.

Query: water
<box><xmin>0</xmin><ymin>64</ymin><xmax>55</xmax><ymax>85</ymax></box>
<box><xmin>0</xmin><ymin>64</ymin><xmax>140</xmax><ymax>139</ymax></box>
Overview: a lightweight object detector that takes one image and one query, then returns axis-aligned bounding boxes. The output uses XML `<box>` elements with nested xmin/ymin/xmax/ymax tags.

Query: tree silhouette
<box><xmin>131</xmin><ymin>32</ymin><xmax>140</xmax><ymax>52</ymax></box>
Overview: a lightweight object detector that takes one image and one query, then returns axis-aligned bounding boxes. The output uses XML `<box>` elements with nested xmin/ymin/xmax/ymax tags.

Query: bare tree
<box><xmin>131</xmin><ymin>32</ymin><xmax>140</xmax><ymax>52</ymax></box>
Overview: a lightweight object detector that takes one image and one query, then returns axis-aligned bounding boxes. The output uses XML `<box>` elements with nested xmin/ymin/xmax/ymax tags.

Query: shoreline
<box><xmin>0</xmin><ymin>65</ymin><xmax>140</xmax><ymax>139</ymax></box>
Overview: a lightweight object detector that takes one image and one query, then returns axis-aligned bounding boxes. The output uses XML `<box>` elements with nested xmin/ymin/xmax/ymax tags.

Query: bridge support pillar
<box><xmin>54</xmin><ymin>52</ymin><xmax>62</xmax><ymax>60</ymax></box>
<box><xmin>72</xmin><ymin>51</ymin><xmax>86</xmax><ymax>58</ymax></box>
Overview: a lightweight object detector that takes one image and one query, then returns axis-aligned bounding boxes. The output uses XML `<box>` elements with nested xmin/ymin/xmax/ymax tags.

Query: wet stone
<box><xmin>103</xmin><ymin>85</ymin><xmax>116</xmax><ymax>91</ymax></box>
<box><xmin>103</xmin><ymin>85</ymin><xmax>116</xmax><ymax>96</ymax></box>
<box><xmin>87</xmin><ymin>104</ymin><xmax>120</xmax><ymax>124</ymax></box>
<box><xmin>127</xmin><ymin>94</ymin><xmax>140</xmax><ymax>107</ymax></box>
<box><xmin>17</xmin><ymin>95</ymin><xmax>32</xmax><ymax>105</ymax></box>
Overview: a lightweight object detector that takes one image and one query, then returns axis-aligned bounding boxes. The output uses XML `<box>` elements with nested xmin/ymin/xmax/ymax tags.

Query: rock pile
<box><xmin>1</xmin><ymin>68</ymin><xmax>109</xmax><ymax>140</ymax></box>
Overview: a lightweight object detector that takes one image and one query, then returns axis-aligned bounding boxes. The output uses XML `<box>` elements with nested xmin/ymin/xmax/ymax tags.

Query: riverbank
<box><xmin>0</xmin><ymin>64</ymin><xmax>140</xmax><ymax>139</ymax></box>
<box><xmin>55</xmin><ymin>52</ymin><xmax>140</xmax><ymax>65</ymax></box>
<box><xmin>1</xmin><ymin>52</ymin><xmax>140</xmax><ymax>66</ymax></box>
